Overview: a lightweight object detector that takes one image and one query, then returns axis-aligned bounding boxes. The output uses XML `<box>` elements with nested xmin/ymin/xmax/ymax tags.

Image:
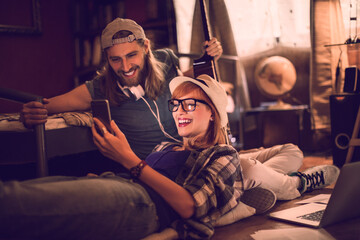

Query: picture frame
<box><xmin>0</xmin><ymin>0</ymin><xmax>42</xmax><ymax>35</ymax></box>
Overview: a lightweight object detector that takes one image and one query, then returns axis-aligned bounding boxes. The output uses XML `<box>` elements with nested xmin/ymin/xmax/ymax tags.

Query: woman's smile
<box><xmin>178</xmin><ymin>118</ymin><xmax>192</xmax><ymax>127</ymax></box>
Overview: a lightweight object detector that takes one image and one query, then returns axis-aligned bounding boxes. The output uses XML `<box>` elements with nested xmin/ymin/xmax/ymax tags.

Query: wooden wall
<box><xmin>0</xmin><ymin>0</ymin><xmax>75</xmax><ymax>113</ymax></box>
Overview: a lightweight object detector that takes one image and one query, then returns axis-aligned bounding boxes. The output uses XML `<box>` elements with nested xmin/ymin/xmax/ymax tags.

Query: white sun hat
<box><xmin>169</xmin><ymin>74</ymin><xmax>228</xmax><ymax>128</ymax></box>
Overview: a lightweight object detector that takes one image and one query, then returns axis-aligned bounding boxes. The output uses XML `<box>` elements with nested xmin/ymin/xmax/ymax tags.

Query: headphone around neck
<box><xmin>116</xmin><ymin>80</ymin><xmax>180</xmax><ymax>143</ymax></box>
<box><xmin>116</xmin><ymin>81</ymin><xmax>145</xmax><ymax>101</ymax></box>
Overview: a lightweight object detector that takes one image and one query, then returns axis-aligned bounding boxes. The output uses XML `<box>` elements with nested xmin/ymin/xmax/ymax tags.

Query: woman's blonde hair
<box><xmin>97</xmin><ymin>30</ymin><xmax>166</xmax><ymax>105</ymax></box>
<box><xmin>171</xmin><ymin>82</ymin><xmax>227</xmax><ymax>151</ymax></box>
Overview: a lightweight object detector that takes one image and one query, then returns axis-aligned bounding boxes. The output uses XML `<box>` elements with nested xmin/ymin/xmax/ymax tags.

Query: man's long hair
<box><xmin>171</xmin><ymin>82</ymin><xmax>227</xmax><ymax>151</ymax></box>
<box><xmin>97</xmin><ymin>30</ymin><xmax>166</xmax><ymax>105</ymax></box>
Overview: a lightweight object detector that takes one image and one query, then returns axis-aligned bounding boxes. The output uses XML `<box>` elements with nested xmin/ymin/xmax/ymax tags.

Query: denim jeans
<box><xmin>0</xmin><ymin>175</ymin><xmax>159</xmax><ymax>240</ymax></box>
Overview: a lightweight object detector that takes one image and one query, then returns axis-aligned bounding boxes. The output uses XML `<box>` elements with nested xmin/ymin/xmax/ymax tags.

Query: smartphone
<box><xmin>91</xmin><ymin>99</ymin><xmax>113</xmax><ymax>135</ymax></box>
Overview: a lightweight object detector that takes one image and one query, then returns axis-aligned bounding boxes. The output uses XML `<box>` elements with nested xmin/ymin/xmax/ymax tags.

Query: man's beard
<box><xmin>116</xmin><ymin>57</ymin><xmax>148</xmax><ymax>87</ymax></box>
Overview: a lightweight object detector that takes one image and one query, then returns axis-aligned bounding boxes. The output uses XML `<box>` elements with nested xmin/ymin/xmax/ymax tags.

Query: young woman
<box><xmin>0</xmin><ymin>74</ymin><xmax>339</xmax><ymax>240</ymax></box>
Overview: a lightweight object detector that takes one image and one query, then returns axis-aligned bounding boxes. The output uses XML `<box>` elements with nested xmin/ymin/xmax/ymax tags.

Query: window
<box><xmin>340</xmin><ymin>0</ymin><xmax>360</xmax><ymax>42</ymax></box>
<box><xmin>225</xmin><ymin>0</ymin><xmax>310</xmax><ymax>56</ymax></box>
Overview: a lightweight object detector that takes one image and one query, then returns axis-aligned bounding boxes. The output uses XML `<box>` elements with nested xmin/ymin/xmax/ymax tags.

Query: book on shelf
<box><xmin>92</xmin><ymin>36</ymin><xmax>102</xmax><ymax>66</ymax></box>
<box><xmin>83</xmin><ymin>39</ymin><xmax>92</xmax><ymax>67</ymax></box>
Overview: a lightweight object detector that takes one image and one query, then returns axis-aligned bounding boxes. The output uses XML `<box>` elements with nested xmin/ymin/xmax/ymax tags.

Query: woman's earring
<box><xmin>210</xmin><ymin>116</ymin><xmax>214</xmax><ymax>121</ymax></box>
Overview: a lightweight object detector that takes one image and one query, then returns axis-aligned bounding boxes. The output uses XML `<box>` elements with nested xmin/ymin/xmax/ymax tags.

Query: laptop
<box><xmin>268</xmin><ymin>161</ymin><xmax>360</xmax><ymax>228</ymax></box>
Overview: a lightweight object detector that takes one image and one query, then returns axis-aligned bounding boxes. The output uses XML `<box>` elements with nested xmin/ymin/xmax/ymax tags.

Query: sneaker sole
<box><xmin>240</xmin><ymin>187</ymin><xmax>276</xmax><ymax>214</ymax></box>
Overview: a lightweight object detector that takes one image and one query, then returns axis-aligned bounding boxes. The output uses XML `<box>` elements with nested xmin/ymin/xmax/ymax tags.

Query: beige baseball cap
<box><xmin>101</xmin><ymin>18</ymin><xmax>146</xmax><ymax>50</ymax></box>
<box><xmin>169</xmin><ymin>74</ymin><xmax>229</xmax><ymax>128</ymax></box>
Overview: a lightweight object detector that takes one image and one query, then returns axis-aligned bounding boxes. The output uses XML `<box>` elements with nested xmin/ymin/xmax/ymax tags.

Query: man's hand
<box><xmin>204</xmin><ymin>37</ymin><xmax>223</xmax><ymax>61</ymax></box>
<box><xmin>182</xmin><ymin>37</ymin><xmax>224</xmax><ymax>78</ymax></box>
<box><xmin>20</xmin><ymin>98</ymin><xmax>50</xmax><ymax>128</ymax></box>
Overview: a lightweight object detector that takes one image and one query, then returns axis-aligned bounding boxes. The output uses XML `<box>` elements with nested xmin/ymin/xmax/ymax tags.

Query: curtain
<box><xmin>310</xmin><ymin>0</ymin><xmax>348</xmax><ymax>130</ymax></box>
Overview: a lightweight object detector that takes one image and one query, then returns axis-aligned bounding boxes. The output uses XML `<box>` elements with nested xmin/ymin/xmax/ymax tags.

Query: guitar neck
<box><xmin>193</xmin><ymin>0</ymin><xmax>219</xmax><ymax>81</ymax></box>
<box><xmin>199</xmin><ymin>0</ymin><xmax>211</xmax><ymax>41</ymax></box>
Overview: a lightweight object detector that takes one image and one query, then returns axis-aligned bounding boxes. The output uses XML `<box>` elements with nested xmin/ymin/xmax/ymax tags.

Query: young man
<box><xmin>21</xmin><ymin>18</ymin><xmax>223</xmax><ymax>160</ymax></box>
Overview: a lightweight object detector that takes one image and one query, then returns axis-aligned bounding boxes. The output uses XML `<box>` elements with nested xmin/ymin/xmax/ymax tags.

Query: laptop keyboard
<box><xmin>297</xmin><ymin>209</ymin><xmax>325</xmax><ymax>222</ymax></box>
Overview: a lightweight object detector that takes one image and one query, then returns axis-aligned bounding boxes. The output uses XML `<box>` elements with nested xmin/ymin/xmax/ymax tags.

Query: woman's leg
<box><xmin>241</xmin><ymin>158</ymin><xmax>301</xmax><ymax>200</ymax></box>
<box><xmin>0</xmin><ymin>175</ymin><xmax>159</xmax><ymax>240</ymax></box>
<box><xmin>240</xmin><ymin>143</ymin><xmax>303</xmax><ymax>174</ymax></box>
<box><xmin>240</xmin><ymin>144</ymin><xmax>339</xmax><ymax>200</ymax></box>
<box><xmin>240</xmin><ymin>144</ymin><xmax>304</xmax><ymax>200</ymax></box>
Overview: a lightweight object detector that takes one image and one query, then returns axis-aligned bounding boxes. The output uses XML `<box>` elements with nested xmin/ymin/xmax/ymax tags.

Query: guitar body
<box><xmin>193</xmin><ymin>54</ymin><xmax>217</xmax><ymax>79</ymax></box>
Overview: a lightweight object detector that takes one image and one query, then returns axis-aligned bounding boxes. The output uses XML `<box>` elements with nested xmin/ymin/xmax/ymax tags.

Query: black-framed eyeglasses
<box><xmin>168</xmin><ymin>98</ymin><xmax>209</xmax><ymax>112</ymax></box>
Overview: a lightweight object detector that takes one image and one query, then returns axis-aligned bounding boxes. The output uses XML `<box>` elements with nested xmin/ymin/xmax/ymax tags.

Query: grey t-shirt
<box><xmin>86</xmin><ymin>49</ymin><xmax>181</xmax><ymax>159</ymax></box>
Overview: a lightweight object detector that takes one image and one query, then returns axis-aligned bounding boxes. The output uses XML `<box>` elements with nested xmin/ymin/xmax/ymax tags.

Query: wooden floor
<box><xmin>211</xmin><ymin>152</ymin><xmax>360</xmax><ymax>240</ymax></box>
<box><xmin>212</xmin><ymin>188</ymin><xmax>360</xmax><ymax>240</ymax></box>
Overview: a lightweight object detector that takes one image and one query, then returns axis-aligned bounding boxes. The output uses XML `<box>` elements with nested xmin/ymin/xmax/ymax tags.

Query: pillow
<box><xmin>214</xmin><ymin>202</ymin><xmax>256</xmax><ymax>227</ymax></box>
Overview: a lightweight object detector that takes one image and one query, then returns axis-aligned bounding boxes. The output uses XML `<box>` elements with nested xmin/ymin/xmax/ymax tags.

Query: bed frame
<box><xmin>0</xmin><ymin>87</ymin><xmax>96</xmax><ymax>178</ymax></box>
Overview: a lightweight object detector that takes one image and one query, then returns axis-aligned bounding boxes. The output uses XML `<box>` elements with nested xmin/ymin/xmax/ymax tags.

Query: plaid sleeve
<box><xmin>152</xmin><ymin>141</ymin><xmax>182</xmax><ymax>152</ymax></box>
<box><xmin>183</xmin><ymin>145</ymin><xmax>243</xmax><ymax>222</ymax></box>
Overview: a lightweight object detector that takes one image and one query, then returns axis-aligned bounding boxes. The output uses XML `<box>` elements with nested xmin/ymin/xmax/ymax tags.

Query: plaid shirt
<box><xmin>153</xmin><ymin>142</ymin><xmax>244</xmax><ymax>239</ymax></box>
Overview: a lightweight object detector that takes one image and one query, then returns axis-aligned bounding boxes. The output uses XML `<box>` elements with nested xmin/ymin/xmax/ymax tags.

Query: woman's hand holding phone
<box><xmin>91</xmin><ymin>118</ymin><xmax>139</xmax><ymax>169</ymax></box>
<box><xmin>91</xmin><ymin>99</ymin><xmax>113</xmax><ymax>136</ymax></box>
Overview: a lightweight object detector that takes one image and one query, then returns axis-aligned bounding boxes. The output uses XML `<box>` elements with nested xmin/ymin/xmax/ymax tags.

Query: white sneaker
<box><xmin>295</xmin><ymin>165</ymin><xmax>340</xmax><ymax>194</ymax></box>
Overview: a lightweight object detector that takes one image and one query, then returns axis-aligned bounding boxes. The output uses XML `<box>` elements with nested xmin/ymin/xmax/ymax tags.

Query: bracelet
<box><xmin>129</xmin><ymin>160</ymin><xmax>147</xmax><ymax>179</ymax></box>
